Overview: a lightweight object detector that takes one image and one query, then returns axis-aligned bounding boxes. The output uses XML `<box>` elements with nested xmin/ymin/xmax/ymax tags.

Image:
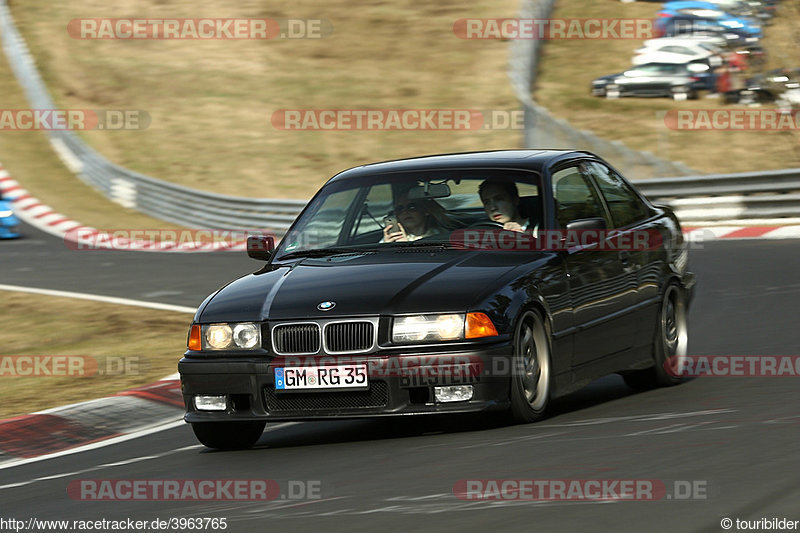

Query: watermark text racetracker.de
<box><xmin>271</xmin><ymin>109</ymin><xmax>525</xmax><ymax>130</ymax></box>
<box><xmin>0</xmin><ymin>109</ymin><xmax>149</xmax><ymax>131</ymax></box>
<box><xmin>451</xmin><ymin>228</ymin><xmax>665</xmax><ymax>252</ymax></box>
<box><xmin>453</xmin><ymin>18</ymin><xmax>655</xmax><ymax>40</ymax></box>
<box><xmin>664</xmin><ymin>110</ymin><xmax>800</xmax><ymax>131</ymax></box>
<box><xmin>272</xmin><ymin>355</ymin><xmax>483</xmax><ymax>387</ymax></box>
<box><xmin>64</xmin><ymin>229</ymin><xmax>271</xmax><ymax>251</ymax></box>
<box><xmin>0</xmin><ymin>355</ymin><xmax>144</xmax><ymax>377</ymax></box>
<box><xmin>453</xmin><ymin>479</ymin><xmax>708</xmax><ymax>501</ymax></box>
<box><xmin>67</xmin><ymin>479</ymin><xmax>322</xmax><ymax>501</ymax></box>
<box><xmin>666</xmin><ymin>355</ymin><xmax>800</xmax><ymax>377</ymax></box>
<box><xmin>67</xmin><ymin>18</ymin><xmax>332</xmax><ymax>39</ymax></box>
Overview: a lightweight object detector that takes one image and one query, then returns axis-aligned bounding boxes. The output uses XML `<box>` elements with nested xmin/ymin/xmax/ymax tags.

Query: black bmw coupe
<box><xmin>179</xmin><ymin>150</ymin><xmax>696</xmax><ymax>449</ymax></box>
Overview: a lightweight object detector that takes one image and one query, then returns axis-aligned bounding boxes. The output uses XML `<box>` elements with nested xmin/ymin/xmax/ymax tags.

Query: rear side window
<box><xmin>583</xmin><ymin>162</ymin><xmax>649</xmax><ymax>228</ymax></box>
<box><xmin>551</xmin><ymin>166</ymin><xmax>608</xmax><ymax>228</ymax></box>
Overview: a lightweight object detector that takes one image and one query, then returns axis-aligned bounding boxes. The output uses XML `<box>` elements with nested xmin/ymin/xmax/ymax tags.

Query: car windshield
<box><xmin>275</xmin><ymin>169</ymin><xmax>542</xmax><ymax>259</ymax></box>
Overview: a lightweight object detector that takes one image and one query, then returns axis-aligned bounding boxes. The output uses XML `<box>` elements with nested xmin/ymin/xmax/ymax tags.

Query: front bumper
<box><xmin>180</xmin><ymin>344</ymin><xmax>513</xmax><ymax>422</ymax></box>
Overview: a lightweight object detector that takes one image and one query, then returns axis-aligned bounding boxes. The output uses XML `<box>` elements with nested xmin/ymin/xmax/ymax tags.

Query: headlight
<box><xmin>392</xmin><ymin>314</ymin><xmax>465</xmax><ymax>343</ymax></box>
<box><xmin>232</xmin><ymin>323</ymin><xmax>260</xmax><ymax>349</ymax></box>
<box><xmin>196</xmin><ymin>322</ymin><xmax>262</xmax><ymax>350</ymax></box>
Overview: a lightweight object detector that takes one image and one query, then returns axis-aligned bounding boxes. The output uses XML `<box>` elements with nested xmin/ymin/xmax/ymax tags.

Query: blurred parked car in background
<box><xmin>0</xmin><ymin>192</ymin><xmax>21</xmax><ymax>239</ymax></box>
<box><xmin>704</xmin><ymin>0</ymin><xmax>775</xmax><ymax>23</ymax></box>
<box><xmin>657</xmin><ymin>1</ymin><xmax>763</xmax><ymax>39</ymax></box>
<box><xmin>592</xmin><ymin>62</ymin><xmax>708</xmax><ymax>99</ymax></box>
<box><xmin>659</xmin><ymin>15</ymin><xmax>760</xmax><ymax>45</ymax></box>
<box><xmin>726</xmin><ymin>68</ymin><xmax>800</xmax><ymax>105</ymax></box>
<box><xmin>633</xmin><ymin>37</ymin><xmax>724</xmax><ymax>67</ymax></box>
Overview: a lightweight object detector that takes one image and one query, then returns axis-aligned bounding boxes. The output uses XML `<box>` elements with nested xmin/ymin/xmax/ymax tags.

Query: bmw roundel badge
<box><xmin>317</xmin><ymin>301</ymin><xmax>336</xmax><ymax>311</ymax></box>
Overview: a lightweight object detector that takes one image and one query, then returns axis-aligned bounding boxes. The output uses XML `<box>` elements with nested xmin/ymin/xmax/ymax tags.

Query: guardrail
<box><xmin>634</xmin><ymin>168</ymin><xmax>800</xmax><ymax>221</ymax></box>
<box><xmin>2</xmin><ymin>0</ymin><xmax>799</xmax><ymax>233</ymax></box>
<box><xmin>114</xmin><ymin>168</ymin><xmax>800</xmax><ymax>226</ymax></box>
<box><xmin>132</xmin><ymin>168</ymin><xmax>800</xmax><ymax>225</ymax></box>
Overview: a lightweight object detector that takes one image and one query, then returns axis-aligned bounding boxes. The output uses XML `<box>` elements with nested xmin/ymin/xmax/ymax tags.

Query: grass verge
<box><xmin>0</xmin><ymin>291</ymin><xmax>191</xmax><ymax>419</ymax></box>
<box><xmin>0</xmin><ymin>55</ymin><xmax>182</xmax><ymax>231</ymax></box>
<box><xmin>5</xmin><ymin>0</ymin><xmax>520</xmax><ymax>210</ymax></box>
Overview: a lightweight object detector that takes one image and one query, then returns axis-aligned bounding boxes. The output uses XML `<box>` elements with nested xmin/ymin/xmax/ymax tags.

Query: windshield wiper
<box><xmin>278</xmin><ymin>241</ymin><xmax>463</xmax><ymax>260</ymax></box>
<box><xmin>277</xmin><ymin>247</ymin><xmax>375</xmax><ymax>260</ymax></box>
<box><xmin>384</xmin><ymin>241</ymin><xmax>463</xmax><ymax>250</ymax></box>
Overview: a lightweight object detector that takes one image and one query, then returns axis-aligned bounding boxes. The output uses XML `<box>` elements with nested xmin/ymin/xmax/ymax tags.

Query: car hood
<box><xmin>197</xmin><ymin>250</ymin><xmax>534</xmax><ymax>322</ymax></box>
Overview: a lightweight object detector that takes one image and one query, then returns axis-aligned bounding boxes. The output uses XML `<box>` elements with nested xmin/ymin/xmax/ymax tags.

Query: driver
<box><xmin>478</xmin><ymin>180</ymin><xmax>529</xmax><ymax>233</ymax></box>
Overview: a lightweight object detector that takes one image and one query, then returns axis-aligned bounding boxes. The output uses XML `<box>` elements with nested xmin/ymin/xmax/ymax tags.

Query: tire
<box><xmin>508</xmin><ymin>309</ymin><xmax>552</xmax><ymax>423</ymax></box>
<box><xmin>191</xmin><ymin>421</ymin><xmax>266</xmax><ymax>450</ymax></box>
<box><xmin>623</xmin><ymin>283</ymin><xmax>688</xmax><ymax>390</ymax></box>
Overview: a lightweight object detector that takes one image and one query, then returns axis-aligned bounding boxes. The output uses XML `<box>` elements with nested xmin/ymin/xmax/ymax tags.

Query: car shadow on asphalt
<box><xmin>214</xmin><ymin>375</ymin><xmax>643</xmax><ymax>451</ymax></box>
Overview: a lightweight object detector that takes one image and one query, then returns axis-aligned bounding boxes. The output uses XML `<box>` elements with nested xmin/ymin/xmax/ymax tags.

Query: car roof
<box><xmin>327</xmin><ymin>150</ymin><xmax>595</xmax><ymax>183</ymax></box>
<box><xmin>662</xmin><ymin>1</ymin><xmax>720</xmax><ymax>9</ymax></box>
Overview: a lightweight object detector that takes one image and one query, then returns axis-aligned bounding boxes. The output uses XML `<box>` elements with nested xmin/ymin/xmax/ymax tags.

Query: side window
<box><xmin>583</xmin><ymin>162</ymin><xmax>649</xmax><ymax>228</ymax></box>
<box><xmin>282</xmin><ymin>188</ymin><xmax>359</xmax><ymax>252</ymax></box>
<box><xmin>551</xmin><ymin>166</ymin><xmax>608</xmax><ymax>228</ymax></box>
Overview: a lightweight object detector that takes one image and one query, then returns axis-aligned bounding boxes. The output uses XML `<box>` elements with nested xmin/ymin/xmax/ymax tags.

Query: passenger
<box><xmin>382</xmin><ymin>191</ymin><xmax>452</xmax><ymax>242</ymax></box>
<box><xmin>479</xmin><ymin>180</ymin><xmax>529</xmax><ymax>233</ymax></box>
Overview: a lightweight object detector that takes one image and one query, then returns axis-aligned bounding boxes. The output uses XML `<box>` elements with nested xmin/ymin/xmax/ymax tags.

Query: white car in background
<box><xmin>633</xmin><ymin>38</ymin><xmax>724</xmax><ymax>67</ymax></box>
<box><xmin>647</xmin><ymin>33</ymin><xmax>730</xmax><ymax>48</ymax></box>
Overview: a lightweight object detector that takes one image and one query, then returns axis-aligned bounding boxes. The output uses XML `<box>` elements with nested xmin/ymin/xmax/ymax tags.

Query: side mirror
<box><xmin>247</xmin><ymin>235</ymin><xmax>275</xmax><ymax>261</ymax></box>
<box><xmin>565</xmin><ymin>217</ymin><xmax>607</xmax><ymax>232</ymax></box>
<box><xmin>564</xmin><ymin>217</ymin><xmax>607</xmax><ymax>248</ymax></box>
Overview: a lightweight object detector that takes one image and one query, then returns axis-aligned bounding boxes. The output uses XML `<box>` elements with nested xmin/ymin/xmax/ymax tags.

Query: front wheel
<box><xmin>191</xmin><ymin>420</ymin><xmax>266</xmax><ymax>450</ymax></box>
<box><xmin>508</xmin><ymin>309</ymin><xmax>552</xmax><ymax>423</ymax></box>
<box><xmin>623</xmin><ymin>283</ymin><xmax>688</xmax><ymax>390</ymax></box>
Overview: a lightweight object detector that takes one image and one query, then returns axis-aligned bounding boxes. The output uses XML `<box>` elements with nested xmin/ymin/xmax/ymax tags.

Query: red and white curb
<box><xmin>0</xmin><ymin>375</ymin><xmax>184</xmax><ymax>464</ymax></box>
<box><xmin>683</xmin><ymin>225</ymin><xmax>800</xmax><ymax>241</ymax></box>
<box><xmin>0</xmin><ymin>163</ymin><xmax>246</xmax><ymax>252</ymax></box>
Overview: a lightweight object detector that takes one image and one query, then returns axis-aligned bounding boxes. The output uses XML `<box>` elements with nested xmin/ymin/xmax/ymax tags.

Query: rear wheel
<box><xmin>191</xmin><ymin>421</ymin><xmax>266</xmax><ymax>450</ymax></box>
<box><xmin>623</xmin><ymin>283</ymin><xmax>688</xmax><ymax>390</ymax></box>
<box><xmin>508</xmin><ymin>309</ymin><xmax>552</xmax><ymax>423</ymax></box>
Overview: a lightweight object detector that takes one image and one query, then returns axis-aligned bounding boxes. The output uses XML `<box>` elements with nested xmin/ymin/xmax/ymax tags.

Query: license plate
<box><xmin>275</xmin><ymin>364</ymin><xmax>369</xmax><ymax>391</ymax></box>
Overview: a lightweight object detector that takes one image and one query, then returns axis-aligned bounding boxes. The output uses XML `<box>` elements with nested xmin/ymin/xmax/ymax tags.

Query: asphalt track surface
<box><xmin>2</xmin><ymin>221</ymin><xmax>799</xmax><ymax>532</ymax></box>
